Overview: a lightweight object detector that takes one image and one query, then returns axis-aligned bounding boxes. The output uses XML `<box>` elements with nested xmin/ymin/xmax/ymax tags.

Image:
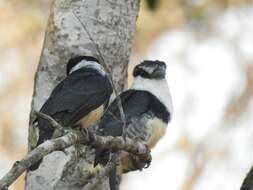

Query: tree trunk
<box><xmin>25</xmin><ymin>0</ymin><xmax>140</xmax><ymax>189</ymax></box>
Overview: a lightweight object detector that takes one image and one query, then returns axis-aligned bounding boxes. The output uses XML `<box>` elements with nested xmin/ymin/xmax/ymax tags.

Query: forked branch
<box><xmin>0</xmin><ymin>113</ymin><xmax>151</xmax><ymax>190</ymax></box>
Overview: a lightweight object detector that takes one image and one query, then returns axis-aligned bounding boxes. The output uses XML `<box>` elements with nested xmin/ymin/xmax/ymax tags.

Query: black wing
<box><xmin>98</xmin><ymin>90</ymin><xmax>152</xmax><ymax>137</ymax></box>
<box><xmin>37</xmin><ymin>68</ymin><xmax>112</xmax><ymax>146</ymax></box>
<box><xmin>94</xmin><ymin>90</ymin><xmax>158</xmax><ymax>166</ymax></box>
<box><xmin>98</xmin><ymin>90</ymin><xmax>170</xmax><ymax>137</ymax></box>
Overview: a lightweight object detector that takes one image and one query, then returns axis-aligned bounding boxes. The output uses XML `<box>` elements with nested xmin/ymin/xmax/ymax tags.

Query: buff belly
<box><xmin>120</xmin><ymin>117</ymin><xmax>167</xmax><ymax>173</ymax></box>
<box><xmin>80</xmin><ymin>105</ymin><xmax>104</xmax><ymax>128</ymax></box>
<box><xmin>146</xmin><ymin>117</ymin><xmax>167</xmax><ymax>148</ymax></box>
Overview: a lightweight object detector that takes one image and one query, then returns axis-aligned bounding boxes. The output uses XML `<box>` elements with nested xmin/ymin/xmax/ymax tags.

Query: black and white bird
<box><xmin>94</xmin><ymin>60</ymin><xmax>173</xmax><ymax>189</ymax></box>
<box><xmin>29</xmin><ymin>56</ymin><xmax>113</xmax><ymax>171</ymax></box>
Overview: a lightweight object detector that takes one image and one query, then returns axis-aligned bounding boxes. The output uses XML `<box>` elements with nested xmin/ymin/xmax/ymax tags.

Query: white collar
<box><xmin>70</xmin><ymin>60</ymin><xmax>106</xmax><ymax>76</ymax></box>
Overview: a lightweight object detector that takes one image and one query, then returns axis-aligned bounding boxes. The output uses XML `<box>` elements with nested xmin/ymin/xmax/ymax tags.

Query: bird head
<box><xmin>133</xmin><ymin>60</ymin><xmax>166</xmax><ymax>79</ymax></box>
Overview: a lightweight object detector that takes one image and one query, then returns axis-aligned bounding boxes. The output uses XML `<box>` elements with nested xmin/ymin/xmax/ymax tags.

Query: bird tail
<box><xmin>109</xmin><ymin>164</ymin><xmax>117</xmax><ymax>190</ymax></box>
<box><xmin>94</xmin><ymin>149</ymin><xmax>119</xmax><ymax>190</ymax></box>
<box><xmin>28</xmin><ymin>119</ymin><xmax>55</xmax><ymax>171</ymax></box>
<box><xmin>94</xmin><ymin>148</ymin><xmax>110</xmax><ymax>167</ymax></box>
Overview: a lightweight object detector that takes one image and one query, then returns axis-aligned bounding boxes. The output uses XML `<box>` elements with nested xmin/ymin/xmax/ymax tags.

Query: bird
<box><xmin>29</xmin><ymin>55</ymin><xmax>113</xmax><ymax>171</ymax></box>
<box><xmin>94</xmin><ymin>60</ymin><xmax>173</xmax><ymax>190</ymax></box>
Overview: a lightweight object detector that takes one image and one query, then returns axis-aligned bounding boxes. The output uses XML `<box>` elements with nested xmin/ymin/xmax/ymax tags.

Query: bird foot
<box><xmin>80</xmin><ymin>127</ymin><xmax>90</xmax><ymax>141</ymax></box>
<box><xmin>132</xmin><ymin>153</ymin><xmax>152</xmax><ymax>171</ymax></box>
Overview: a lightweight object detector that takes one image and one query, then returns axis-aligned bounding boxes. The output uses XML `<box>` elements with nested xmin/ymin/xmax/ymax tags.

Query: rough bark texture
<box><xmin>26</xmin><ymin>0</ymin><xmax>140</xmax><ymax>189</ymax></box>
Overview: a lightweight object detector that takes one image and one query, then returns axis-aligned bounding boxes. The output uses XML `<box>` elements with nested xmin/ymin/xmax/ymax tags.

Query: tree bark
<box><xmin>26</xmin><ymin>0</ymin><xmax>140</xmax><ymax>189</ymax></box>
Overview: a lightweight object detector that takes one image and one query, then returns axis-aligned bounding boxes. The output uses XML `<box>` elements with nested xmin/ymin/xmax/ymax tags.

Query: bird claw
<box><xmin>143</xmin><ymin>155</ymin><xmax>152</xmax><ymax>169</ymax></box>
<box><xmin>132</xmin><ymin>153</ymin><xmax>152</xmax><ymax>171</ymax></box>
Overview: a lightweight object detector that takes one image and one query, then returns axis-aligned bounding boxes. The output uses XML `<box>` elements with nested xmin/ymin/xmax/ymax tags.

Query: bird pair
<box><xmin>29</xmin><ymin>56</ymin><xmax>173</xmax><ymax>188</ymax></box>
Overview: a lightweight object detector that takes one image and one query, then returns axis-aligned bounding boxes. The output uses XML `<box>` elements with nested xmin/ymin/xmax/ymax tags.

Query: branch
<box><xmin>0</xmin><ymin>131</ymin><xmax>83</xmax><ymax>190</ymax></box>
<box><xmin>0</xmin><ymin>113</ymin><xmax>151</xmax><ymax>190</ymax></box>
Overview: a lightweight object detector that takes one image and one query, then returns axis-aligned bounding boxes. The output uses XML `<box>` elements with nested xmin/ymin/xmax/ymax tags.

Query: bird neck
<box><xmin>131</xmin><ymin>76</ymin><xmax>173</xmax><ymax>113</ymax></box>
<box><xmin>69</xmin><ymin>60</ymin><xmax>106</xmax><ymax>76</ymax></box>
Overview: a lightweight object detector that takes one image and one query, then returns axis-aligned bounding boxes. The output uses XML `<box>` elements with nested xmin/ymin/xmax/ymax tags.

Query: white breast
<box><xmin>131</xmin><ymin>76</ymin><xmax>173</xmax><ymax>114</ymax></box>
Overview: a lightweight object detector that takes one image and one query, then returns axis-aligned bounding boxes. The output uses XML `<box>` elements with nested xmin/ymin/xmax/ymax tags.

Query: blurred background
<box><xmin>1</xmin><ymin>0</ymin><xmax>253</xmax><ymax>189</ymax></box>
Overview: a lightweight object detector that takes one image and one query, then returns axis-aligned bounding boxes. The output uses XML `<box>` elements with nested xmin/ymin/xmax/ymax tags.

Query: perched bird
<box><xmin>29</xmin><ymin>55</ymin><xmax>113</xmax><ymax>171</ymax></box>
<box><xmin>94</xmin><ymin>60</ymin><xmax>173</xmax><ymax>189</ymax></box>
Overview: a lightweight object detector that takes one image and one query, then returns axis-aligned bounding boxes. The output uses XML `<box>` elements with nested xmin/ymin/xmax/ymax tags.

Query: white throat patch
<box><xmin>131</xmin><ymin>76</ymin><xmax>173</xmax><ymax>114</ymax></box>
<box><xmin>70</xmin><ymin>60</ymin><xmax>106</xmax><ymax>76</ymax></box>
